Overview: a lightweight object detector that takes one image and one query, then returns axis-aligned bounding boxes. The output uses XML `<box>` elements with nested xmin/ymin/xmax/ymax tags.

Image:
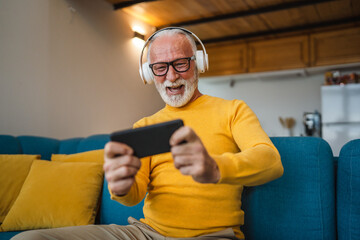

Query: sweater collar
<box><xmin>164</xmin><ymin>95</ymin><xmax>208</xmax><ymax>111</ymax></box>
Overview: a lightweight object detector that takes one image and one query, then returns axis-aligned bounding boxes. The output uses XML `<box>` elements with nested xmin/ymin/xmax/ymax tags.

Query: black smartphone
<box><xmin>110</xmin><ymin>119</ymin><xmax>184</xmax><ymax>158</ymax></box>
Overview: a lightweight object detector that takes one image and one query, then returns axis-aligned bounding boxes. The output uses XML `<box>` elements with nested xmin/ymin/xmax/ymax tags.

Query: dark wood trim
<box><xmin>113</xmin><ymin>0</ymin><xmax>157</xmax><ymax>10</ymax></box>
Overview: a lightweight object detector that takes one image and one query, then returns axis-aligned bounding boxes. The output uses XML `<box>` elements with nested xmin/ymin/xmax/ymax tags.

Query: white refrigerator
<box><xmin>321</xmin><ymin>84</ymin><xmax>360</xmax><ymax>156</ymax></box>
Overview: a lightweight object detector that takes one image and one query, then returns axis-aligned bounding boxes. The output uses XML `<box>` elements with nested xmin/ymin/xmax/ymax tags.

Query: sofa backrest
<box><xmin>241</xmin><ymin>137</ymin><xmax>336</xmax><ymax>240</ymax></box>
<box><xmin>0</xmin><ymin>135</ymin><xmax>59</xmax><ymax>160</ymax></box>
<box><xmin>0</xmin><ymin>134</ymin><xmax>109</xmax><ymax>160</ymax></box>
<box><xmin>337</xmin><ymin>139</ymin><xmax>360</xmax><ymax>240</ymax></box>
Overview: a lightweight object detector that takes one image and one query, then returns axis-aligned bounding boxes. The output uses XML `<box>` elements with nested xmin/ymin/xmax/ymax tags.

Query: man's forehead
<box><xmin>150</xmin><ymin>34</ymin><xmax>193</xmax><ymax>60</ymax></box>
<box><xmin>152</xmin><ymin>34</ymin><xmax>190</xmax><ymax>49</ymax></box>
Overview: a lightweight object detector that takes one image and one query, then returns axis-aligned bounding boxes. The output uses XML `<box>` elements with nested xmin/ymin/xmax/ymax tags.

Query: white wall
<box><xmin>199</xmin><ymin>64</ymin><xmax>360</xmax><ymax>137</ymax></box>
<box><xmin>199</xmin><ymin>71</ymin><xmax>327</xmax><ymax>137</ymax></box>
<box><xmin>0</xmin><ymin>0</ymin><xmax>164</xmax><ymax>139</ymax></box>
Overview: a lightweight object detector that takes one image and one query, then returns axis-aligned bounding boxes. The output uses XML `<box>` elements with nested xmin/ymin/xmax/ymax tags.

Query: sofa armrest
<box><xmin>242</xmin><ymin>137</ymin><xmax>336</xmax><ymax>240</ymax></box>
<box><xmin>337</xmin><ymin>139</ymin><xmax>360</xmax><ymax>240</ymax></box>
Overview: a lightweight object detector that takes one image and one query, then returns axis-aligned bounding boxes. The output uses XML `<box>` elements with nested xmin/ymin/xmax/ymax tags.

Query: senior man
<box><xmin>13</xmin><ymin>27</ymin><xmax>283</xmax><ymax>240</ymax></box>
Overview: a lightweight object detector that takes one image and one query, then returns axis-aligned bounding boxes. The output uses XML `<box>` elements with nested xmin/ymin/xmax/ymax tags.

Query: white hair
<box><xmin>147</xmin><ymin>28</ymin><xmax>197</xmax><ymax>63</ymax></box>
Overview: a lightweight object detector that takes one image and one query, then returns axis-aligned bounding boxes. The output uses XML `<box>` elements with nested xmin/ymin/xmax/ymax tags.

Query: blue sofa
<box><xmin>337</xmin><ymin>139</ymin><xmax>360</xmax><ymax>240</ymax></box>
<box><xmin>0</xmin><ymin>135</ymin><xmax>359</xmax><ymax>240</ymax></box>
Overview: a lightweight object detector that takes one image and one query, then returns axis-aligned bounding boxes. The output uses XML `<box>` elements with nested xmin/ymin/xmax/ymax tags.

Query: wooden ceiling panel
<box><xmin>315</xmin><ymin>0</ymin><xmax>353</xmax><ymax>21</ymax></box>
<box><xmin>106</xmin><ymin>0</ymin><xmax>360</xmax><ymax>43</ymax></box>
<box><xmin>289</xmin><ymin>6</ymin><xmax>322</xmax><ymax>23</ymax></box>
<box><xmin>184</xmin><ymin>15</ymin><xmax>273</xmax><ymax>41</ymax></box>
<box><xmin>262</xmin><ymin>10</ymin><xmax>305</xmax><ymax>29</ymax></box>
<box><xmin>233</xmin><ymin>16</ymin><xmax>272</xmax><ymax>33</ymax></box>
<box><xmin>185</xmin><ymin>25</ymin><xmax>223</xmax><ymax>40</ymax></box>
<box><xmin>122</xmin><ymin>0</ymin><xmax>253</xmax><ymax>27</ymax></box>
<box><xmin>205</xmin><ymin>0</ymin><xmax>249</xmax><ymax>14</ymax></box>
<box><xmin>286</xmin><ymin>8</ymin><xmax>309</xmax><ymax>25</ymax></box>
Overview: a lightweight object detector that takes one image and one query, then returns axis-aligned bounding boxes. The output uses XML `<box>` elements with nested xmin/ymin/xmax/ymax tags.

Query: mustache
<box><xmin>162</xmin><ymin>79</ymin><xmax>187</xmax><ymax>88</ymax></box>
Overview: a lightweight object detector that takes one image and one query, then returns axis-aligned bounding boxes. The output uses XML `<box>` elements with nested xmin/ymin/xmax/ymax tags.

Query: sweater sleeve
<box><xmin>213</xmin><ymin>101</ymin><xmax>283</xmax><ymax>186</ymax></box>
<box><xmin>109</xmin><ymin>156</ymin><xmax>150</xmax><ymax>206</ymax></box>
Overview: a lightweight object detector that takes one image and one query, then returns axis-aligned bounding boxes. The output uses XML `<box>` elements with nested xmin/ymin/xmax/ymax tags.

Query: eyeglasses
<box><xmin>149</xmin><ymin>56</ymin><xmax>195</xmax><ymax>77</ymax></box>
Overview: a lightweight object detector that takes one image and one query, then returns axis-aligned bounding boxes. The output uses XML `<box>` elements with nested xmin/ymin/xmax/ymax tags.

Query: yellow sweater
<box><xmin>111</xmin><ymin>95</ymin><xmax>283</xmax><ymax>239</ymax></box>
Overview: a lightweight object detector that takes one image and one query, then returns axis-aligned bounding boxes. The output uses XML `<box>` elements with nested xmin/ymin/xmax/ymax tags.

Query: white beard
<box><xmin>154</xmin><ymin>75</ymin><xmax>198</xmax><ymax>107</ymax></box>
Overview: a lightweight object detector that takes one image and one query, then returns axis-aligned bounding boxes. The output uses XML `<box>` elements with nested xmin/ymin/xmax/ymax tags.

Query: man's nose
<box><xmin>166</xmin><ymin>65</ymin><xmax>179</xmax><ymax>82</ymax></box>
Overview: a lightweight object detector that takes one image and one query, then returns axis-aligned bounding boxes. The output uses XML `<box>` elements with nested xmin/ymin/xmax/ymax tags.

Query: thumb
<box><xmin>170</xmin><ymin>126</ymin><xmax>197</xmax><ymax>146</ymax></box>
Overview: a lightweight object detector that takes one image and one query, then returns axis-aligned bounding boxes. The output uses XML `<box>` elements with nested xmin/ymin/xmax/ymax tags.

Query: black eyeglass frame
<box><xmin>149</xmin><ymin>56</ymin><xmax>196</xmax><ymax>77</ymax></box>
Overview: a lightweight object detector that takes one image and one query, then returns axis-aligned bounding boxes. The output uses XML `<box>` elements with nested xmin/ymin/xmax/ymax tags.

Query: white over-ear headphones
<box><xmin>139</xmin><ymin>27</ymin><xmax>209</xmax><ymax>84</ymax></box>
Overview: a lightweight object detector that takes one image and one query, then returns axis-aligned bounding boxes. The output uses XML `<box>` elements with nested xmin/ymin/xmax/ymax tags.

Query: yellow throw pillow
<box><xmin>0</xmin><ymin>155</ymin><xmax>40</xmax><ymax>224</ymax></box>
<box><xmin>1</xmin><ymin>160</ymin><xmax>104</xmax><ymax>231</ymax></box>
<box><xmin>51</xmin><ymin>149</ymin><xmax>104</xmax><ymax>163</ymax></box>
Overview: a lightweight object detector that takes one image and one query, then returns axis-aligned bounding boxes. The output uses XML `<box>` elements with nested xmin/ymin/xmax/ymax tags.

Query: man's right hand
<box><xmin>103</xmin><ymin>142</ymin><xmax>141</xmax><ymax>196</ymax></box>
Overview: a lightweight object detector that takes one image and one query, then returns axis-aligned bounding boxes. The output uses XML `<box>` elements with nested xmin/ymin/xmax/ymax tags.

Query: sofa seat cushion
<box><xmin>1</xmin><ymin>160</ymin><xmax>104</xmax><ymax>231</ymax></box>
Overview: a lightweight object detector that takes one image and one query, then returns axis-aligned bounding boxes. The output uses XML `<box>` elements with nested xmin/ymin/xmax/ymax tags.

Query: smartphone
<box><xmin>110</xmin><ymin>119</ymin><xmax>184</xmax><ymax>158</ymax></box>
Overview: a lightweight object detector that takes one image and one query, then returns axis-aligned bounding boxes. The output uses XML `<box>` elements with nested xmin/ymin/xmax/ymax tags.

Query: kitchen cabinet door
<box><xmin>203</xmin><ymin>42</ymin><xmax>247</xmax><ymax>77</ymax></box>
<box><xmin>248</xmin><ymin>35</ymin><xmax>309</xmax><ymax>73</ymax></box>
<box><xmin>310</xmin><ymin>27</ymin><xmax>360</xmax><ymax>67</ymax></box>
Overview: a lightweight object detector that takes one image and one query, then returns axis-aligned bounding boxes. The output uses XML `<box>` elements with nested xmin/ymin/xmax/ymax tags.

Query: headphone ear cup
<box><xmin>196</xmin><ymin>50</ymin><xmax>207</xmax><ymax>73</ymax></box>
<box><xmin>204</xmin><ymin>53</ymin><xmax>209</xmax><ymax>71</ymax></box>
<box><xmin>142</xmin><ymin>62</ymin><xmax>154</xmax><ymax>84</ymax></box>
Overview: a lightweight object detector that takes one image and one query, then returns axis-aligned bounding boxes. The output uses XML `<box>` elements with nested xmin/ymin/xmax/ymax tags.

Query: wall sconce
<box><xmin>132</xmin><ymin>27</ymin><xmax>146</xmax><ymax>48</ymax></box>
<box><xmin>133</xmin><ymin>31</ymin><xmax>145</xmax><ymax>41</ymax></box>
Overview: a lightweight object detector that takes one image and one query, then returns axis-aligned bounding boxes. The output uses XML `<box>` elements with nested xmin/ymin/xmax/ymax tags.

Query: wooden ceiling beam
<box><xmin>202</xmin><ymin>16</ymin><xmax>360</xmax><ymax>44</ymax></box>
<box><xmin>113</xmin><ymin>0</ymin><xmax>157</xmax><ymax>10</ymax></box>
<box><xmin>159</xmin><ymin>0</ymin><xmax>336</xmax><ymax>28</ymax></box>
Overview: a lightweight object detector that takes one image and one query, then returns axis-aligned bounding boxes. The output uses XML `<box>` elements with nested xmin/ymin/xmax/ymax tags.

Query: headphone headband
<box><xmin>139</xmin><ymin>27</ymin><xmax>209</xmax><ymax>84</ymax></box>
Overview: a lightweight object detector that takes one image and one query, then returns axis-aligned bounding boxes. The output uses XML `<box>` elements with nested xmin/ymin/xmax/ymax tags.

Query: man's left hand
<box><xmin>170</xmin><ymin>126</ymin><xmax>220</xmax><ymax>183</ymax></box>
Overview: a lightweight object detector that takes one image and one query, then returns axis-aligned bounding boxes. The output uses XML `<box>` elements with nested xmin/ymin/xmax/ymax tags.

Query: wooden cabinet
<box><xmin>310</xmin><ymin>27</ymin><xmax>360</xmax><ymax>67</ymax></box>
<box><xmin>203</xmin><ymin>42</ymin><xmax>247</xmax><ymax>77</ymax></box>
<box><xmin>202</xmin><ymin>27</ymin><xmax>360</xmax><ymax>77</ymax></box>
<box><xmin>248</xmin><ymin>36</ymin><xmax>309</xmax><ymax>73</ymax></box>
